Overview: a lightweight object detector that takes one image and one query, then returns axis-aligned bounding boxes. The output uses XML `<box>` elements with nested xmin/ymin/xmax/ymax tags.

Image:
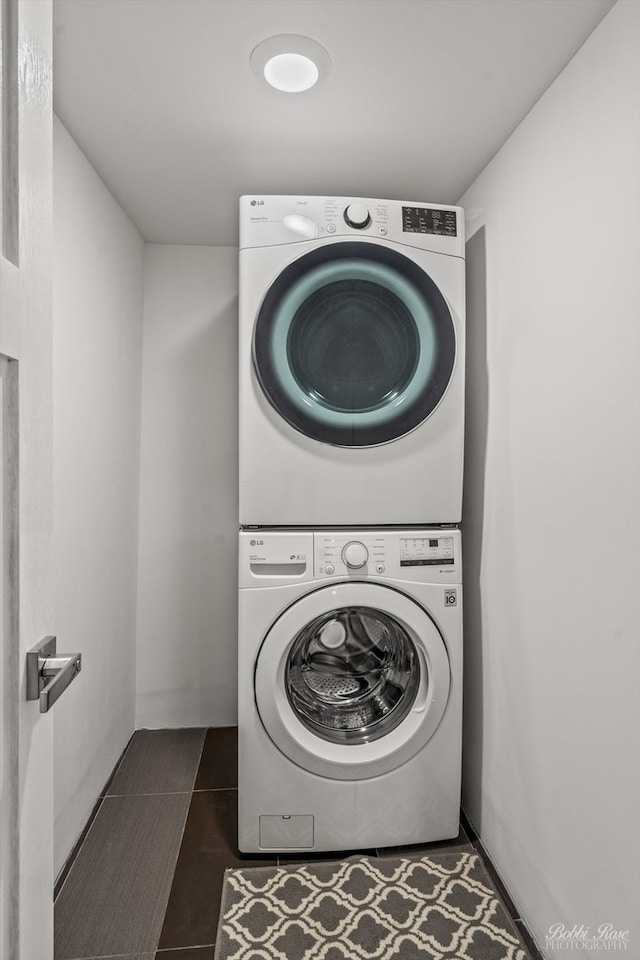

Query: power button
<box><xmin>376</xmin><ymin>563</ymin><xmax>385</xmax><ymax>573</ymax></box>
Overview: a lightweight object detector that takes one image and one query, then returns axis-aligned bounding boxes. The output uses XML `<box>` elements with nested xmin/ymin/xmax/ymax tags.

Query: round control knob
<box><xmin>344</xmin><ymin>202</ymin><xmax>371</xmax><ymax>230</ymax></box>
<box><xmin>341</xmin><ymin>541</ymin><xmax>369</xmax><ymax>569</ymax></box>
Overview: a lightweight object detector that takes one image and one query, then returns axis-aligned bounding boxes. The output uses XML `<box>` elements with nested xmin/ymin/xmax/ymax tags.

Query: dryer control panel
<box><xmin>315</xmin><ymin>530</ymin><xmax>460</xmax><ymax>582</ymax></box>
<box><xmin>239</xmin><ymin>195</ymin><xmax>465</xmax><ymax>258</ymax></box>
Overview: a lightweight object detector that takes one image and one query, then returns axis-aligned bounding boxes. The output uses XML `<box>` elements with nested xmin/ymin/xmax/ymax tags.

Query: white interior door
<box><xmin>1</xmin><ymin>1</ymin><xmax>54</xmax><ymax>958</ymax></box>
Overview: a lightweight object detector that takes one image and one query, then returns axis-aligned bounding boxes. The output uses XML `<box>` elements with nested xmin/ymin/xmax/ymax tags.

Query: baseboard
<box><xmin>53</xmin><ymin>732</ymin><xmax>134</xmax><ymax>900</ymax></box>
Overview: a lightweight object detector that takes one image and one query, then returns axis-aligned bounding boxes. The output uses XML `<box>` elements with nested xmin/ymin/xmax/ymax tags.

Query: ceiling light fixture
<box><xmin>250</xmin><ymin>35</ymin><xmax>330</xmax><ymax>93</ymax></box>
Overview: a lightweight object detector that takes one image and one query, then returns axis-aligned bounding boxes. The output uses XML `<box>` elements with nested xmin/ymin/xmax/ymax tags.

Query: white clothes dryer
<box><xmin>238</xmin><ymin>196</ymin><xmax>465</xmax><ymax>527</ymax></box>
<box><xmin>238</xmin><ymin>528</ymin><xmax>462</xmax><ymax>853</ymax></box>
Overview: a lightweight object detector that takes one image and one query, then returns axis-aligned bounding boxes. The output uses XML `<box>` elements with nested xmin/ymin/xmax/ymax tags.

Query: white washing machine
<box><xmin>238</xmin><ymin>528</ymin><xmax>462</xmax><ymax>853</ymax></box>
<box><xmin>239</xmin><ymin>195</ymin><xmax>466</xmax><ymax>527</ymax></box>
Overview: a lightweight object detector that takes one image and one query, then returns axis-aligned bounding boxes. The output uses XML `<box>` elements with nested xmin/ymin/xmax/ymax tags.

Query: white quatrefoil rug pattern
<box><xmin>214</xmin><ymin>851</ymin><xmax>531</xmax><ymax>960</ymax></box>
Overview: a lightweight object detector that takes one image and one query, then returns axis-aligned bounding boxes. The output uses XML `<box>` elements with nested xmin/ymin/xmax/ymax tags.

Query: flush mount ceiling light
<box><xmin>250</xmin><ymin>34</ymin><xmax>331</xmax><ymax>93</ymax></box>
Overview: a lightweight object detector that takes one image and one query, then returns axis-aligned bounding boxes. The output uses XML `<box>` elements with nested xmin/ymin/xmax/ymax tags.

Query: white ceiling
<box><xmin>52</xmin><ymin>0</ymin><xmax>615</xmax><ymax>246</ymax></box>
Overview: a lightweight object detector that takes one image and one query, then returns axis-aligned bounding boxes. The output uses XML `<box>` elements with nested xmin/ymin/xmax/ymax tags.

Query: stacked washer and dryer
<box><xmin>237</xmin><ymin>196</ymin><xmax>465</xmax><ymax>853</ymax></box>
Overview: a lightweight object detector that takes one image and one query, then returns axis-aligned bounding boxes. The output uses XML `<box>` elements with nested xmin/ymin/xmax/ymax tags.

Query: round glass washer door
<box><xmin>252</xmin><ymin>242</ymin><xmax>457</xmax><ymax>447</ymax></box>
<box><xmin>254</xmin><ymin>582</ymin><xmax>451</xmax><ymax>781</ymax></box>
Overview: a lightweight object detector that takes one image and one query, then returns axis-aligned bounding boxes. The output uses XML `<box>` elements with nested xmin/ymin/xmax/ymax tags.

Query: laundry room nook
<box><xmin>1</xmin><ymin>2</ymin><xmax>638</xmax><ymax>959</ymax></box>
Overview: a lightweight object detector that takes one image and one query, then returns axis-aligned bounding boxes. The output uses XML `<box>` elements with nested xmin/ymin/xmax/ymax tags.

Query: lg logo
<box><xmin>250</xmin><ymin>200</ymin><xmax>265</xmax><ymax>206</ymax></box>
<box><xmin>249</xmin><ymin>539</ymin><xmax>264</xmax><ymax>546</ymax></box>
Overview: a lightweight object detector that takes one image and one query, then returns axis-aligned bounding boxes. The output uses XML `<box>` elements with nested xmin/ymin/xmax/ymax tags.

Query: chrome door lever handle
<box><xmin>26</xmin><ymin>636</ymin><xmax>82</xmax><ymax>713</ymax></box>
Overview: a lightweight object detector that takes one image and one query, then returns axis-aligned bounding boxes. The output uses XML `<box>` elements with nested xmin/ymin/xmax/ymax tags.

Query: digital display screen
<box><xmin>400</xmin><ymin>537</ymin><xmax>455</xmax><ymax>567</ymax></box>
<box><xmin>402</xmin><ymin>206</ymin><xmax>457</xmax><ymax>237</ymax></box>
<box><xmin>401</xmin><ymin>558</ymin><xmax>455</xmax><ymax>566</ymax></box>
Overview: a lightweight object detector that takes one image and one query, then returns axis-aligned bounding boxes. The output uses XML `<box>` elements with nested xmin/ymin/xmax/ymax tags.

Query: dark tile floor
<box><xmin>54</xmin><ymin>727</ymin><xmax>543</xmax><ymax>960</ymax></box>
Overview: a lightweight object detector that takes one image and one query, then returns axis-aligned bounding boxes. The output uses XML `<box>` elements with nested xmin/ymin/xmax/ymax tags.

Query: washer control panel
<box><xmin>317</xmin><ymin>534</ymin><xmax>385</xmax><ymax>577</ymax></box>
<box><xmin>315</xmin><ymin>530</ymin><xmax>459</xmax><ymax>580</ymax></box>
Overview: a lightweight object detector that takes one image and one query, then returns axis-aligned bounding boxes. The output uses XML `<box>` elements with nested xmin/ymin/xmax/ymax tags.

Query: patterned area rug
<box><xmin>214</xmin><ymin>850</ymin><xmax>531</xmax><ymax>960</ymax></box>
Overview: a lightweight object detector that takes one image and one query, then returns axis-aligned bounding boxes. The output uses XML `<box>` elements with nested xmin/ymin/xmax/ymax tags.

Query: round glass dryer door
<box><xmin>253</xmin><ymin>242</ymin><xmax>456</xmax><ymax>446</ymax></box>
<box><xmin>254</xmin><ymin>582</ymin><xmax>451</xmax><ymax>781</ymax></box>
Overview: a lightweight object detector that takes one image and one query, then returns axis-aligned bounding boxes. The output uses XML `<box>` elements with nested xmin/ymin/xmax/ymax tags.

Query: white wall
<box><xmin>460</xmin><ymin>2</ymin><xmax>640</xmax><ymax>956</ymax></box>
<box><xmin>52</xmin><ymin>117</ymin><xmax>145</xmax><ymax>876</ymax></box>
<box><xmin>135</xmin><ymin>245</ymin><xmax>238</xmax><ymax>728</ymax></box>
